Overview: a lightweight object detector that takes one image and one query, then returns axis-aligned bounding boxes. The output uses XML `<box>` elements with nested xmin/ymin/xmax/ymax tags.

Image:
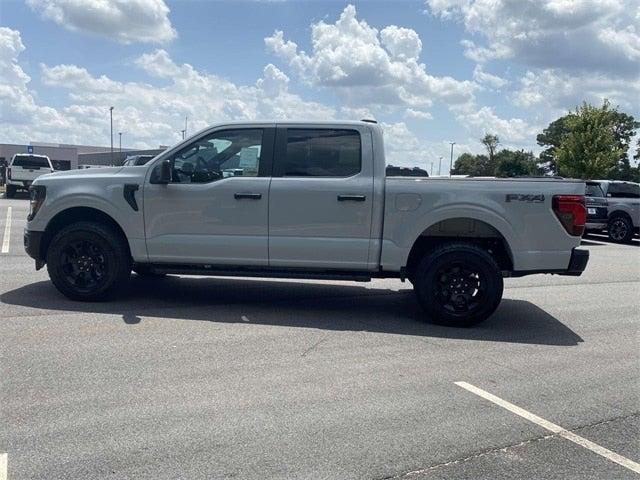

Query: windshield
<box><xmin>585</xmin><ymin>183</ymin><xmax>604</xmax><ymax>197</ymax></box>
<box><xmin>11</xmin><ymin>155</ymin><xmax>51</xmax><ymax>168</ymax></box>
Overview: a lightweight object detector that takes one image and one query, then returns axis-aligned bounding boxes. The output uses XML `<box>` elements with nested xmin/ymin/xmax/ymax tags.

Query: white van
<box><xmin>6</xmin><ymin>154</ymin><xmax>54</xmax><ymax>198</ymax></box>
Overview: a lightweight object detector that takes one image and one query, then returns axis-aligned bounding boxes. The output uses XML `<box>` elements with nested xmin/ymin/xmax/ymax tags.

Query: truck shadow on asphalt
<box><xmin>1</xmin><ymin>276</ymin><xmax>583</xmax><ymax>346</ymax></box>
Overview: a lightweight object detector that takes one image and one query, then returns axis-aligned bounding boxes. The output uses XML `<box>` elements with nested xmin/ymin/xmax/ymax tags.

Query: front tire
<box><xmin>608</xmin><ymin>216</ymin><xmax>634</xmax><ymax>243</ymax></box>
<box><xmin>413</xmin><ymin>243</ymin><xmax>503</xmax><ymax>327</ymax></box>
<box><xmin>47</xmin><ymin>222</ymin><xmax>131</xmax><ymax>301</ymax></box>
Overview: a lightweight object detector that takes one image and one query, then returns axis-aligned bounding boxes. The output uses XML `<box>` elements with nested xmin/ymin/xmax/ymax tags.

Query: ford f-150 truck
<box><xmin>24</xmin><ymin>121</ymin><xmax>589</xmax><ymax>326</ymax></box>
<box><xmin>7</xmin><ymin>153</ymin><xmax>54</xmax><ymax>198</ymax></box>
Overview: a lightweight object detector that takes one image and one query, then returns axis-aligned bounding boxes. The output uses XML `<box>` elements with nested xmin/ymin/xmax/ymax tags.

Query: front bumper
<box><xmin>24</xmin><ymin>229</ymin><xmax>45</xmax><ymax>269</ymax></box>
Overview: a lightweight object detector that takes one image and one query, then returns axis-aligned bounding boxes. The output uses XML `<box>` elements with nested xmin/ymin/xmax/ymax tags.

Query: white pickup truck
<box><xmin>24</xmin><ymin>121</ymin><xmax>589</xmax><ymax>326</ymax></box>
<box><xmin>7</xmin><ymin>153</ymin><xmax>54</xmax><ymax>198</ymax></box>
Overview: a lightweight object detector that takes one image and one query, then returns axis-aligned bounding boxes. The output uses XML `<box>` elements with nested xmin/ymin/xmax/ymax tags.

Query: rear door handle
<box><xmin>337</xmin><ymin>194</ymin><xmax>366</xmax><ymax>202</ymax></box>
<box><xmin>234</xmin><ymin>193</ymin><xmax>262</xmax><ymax>200</ymax></box>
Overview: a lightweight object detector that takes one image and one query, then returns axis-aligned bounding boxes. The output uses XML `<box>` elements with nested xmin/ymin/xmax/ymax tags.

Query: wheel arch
<box><xmin>41</xmin><ymin>207</ymin><xmax>131</xmax><ymax>262</ymax></box>
<box><xmin>405</xmin><ymin>217</ymin><xmax>514</xmax><ymax>278</ymax></box>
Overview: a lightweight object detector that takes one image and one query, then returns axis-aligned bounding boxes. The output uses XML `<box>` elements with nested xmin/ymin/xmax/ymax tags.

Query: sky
<box><xmin>1</xmin><ymin>0</ymin><xmax>639</xmax><ymax>171</ymax></box>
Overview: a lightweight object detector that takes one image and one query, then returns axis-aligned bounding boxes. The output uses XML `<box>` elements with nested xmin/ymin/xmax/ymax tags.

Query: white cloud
<box><xmin>381</xmin><ymin>122</ymin><xmax>438</xmax><ymax>168</ymax></box>
<box><xmin>0</xmin><ymin>27</ymin><xmax>69</xmax><ymax>138</ymax></box>
<box><xmin>472</xmin><ymin>65</ymin><xmax>508</xmax><ymax>90</ymax></box>
<box><xmin>513</xmin><ymin>69</ymin><xmax>640</xmax><ymax>113</ymax></box>
<box><xmin>426</xmin><ymin>0</ymin><xmax>640</xmax><ymax>76</ymax></box>
<box><xmin>1</xmin><ymin>32</ymin><xmax>335</xmax><ymax>147</ymax></box>
<box><xmin>405</xmin><ymin>108</ymin><xmax>433</xmax><ymax>120</ymax></box>
<box><xmin>452</xmin><ymin>103</ymin><xmax>536</xmax><ymax>143</ymax></box>
<box><xmin>265</xmin><ymin>4</ymin><xmax>475</xmax><ymax>110</ymax></box>
<box><xmin>26</xmin><ymin>0</ymin><xmax>176</xmax><ymax>44</ymax></box>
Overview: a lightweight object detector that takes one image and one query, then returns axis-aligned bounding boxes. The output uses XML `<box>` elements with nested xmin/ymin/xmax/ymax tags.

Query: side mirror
<box><xmin>151</xmin><ymin>159</ymin><xmax>172</xmax><ymax>184</ymax></box>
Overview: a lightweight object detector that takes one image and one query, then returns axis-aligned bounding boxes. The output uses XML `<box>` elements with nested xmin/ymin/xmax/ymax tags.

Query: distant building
<box><xmin>0</xmin><ymin>142</ymin><xmax>167</xmax><ymax>171</ymax></box>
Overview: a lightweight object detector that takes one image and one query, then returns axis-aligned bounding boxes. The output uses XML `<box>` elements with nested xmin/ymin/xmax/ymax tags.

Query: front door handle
<box><xmin>234</xmin><ymin>193</ymin><xmax>262</xmax><ymax>200</ymax></box>
<box><xmin>337</xmin><ymin>194</ymin><xmax>366</xmax><ymax>202</ymax></box>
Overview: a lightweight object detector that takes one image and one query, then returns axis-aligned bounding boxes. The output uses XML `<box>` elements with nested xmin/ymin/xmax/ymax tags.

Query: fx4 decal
<box><xmin>505</xmin><ymin>194</ymin><xmax>545</xmax><ymax>203</ymax></box>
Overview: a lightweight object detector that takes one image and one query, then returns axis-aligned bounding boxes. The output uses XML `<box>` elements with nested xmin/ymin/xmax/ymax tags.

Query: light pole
<box><xmin>438</xmin><ymin>156</ymin><xmax>443</xmax><ymax>176</ymax></box>
<box><xmin>109</xmin><ymin>106</ymin><xmax>114</xmax><ymax>166</ymax></box>
<box><xmin>118</xmin><ymin>132</ymin><xmax>122</xmax><ymax>164</ymax></box>
<box><xmin>449</xmin><ymin>141</ymin><xmax>456</xmax><ymax>177</ymax></box>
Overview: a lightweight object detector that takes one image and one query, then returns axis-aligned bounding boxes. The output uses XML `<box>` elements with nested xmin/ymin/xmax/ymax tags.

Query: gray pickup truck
<box><xmin>24</xmin><ymin>121</ymin><xmax>589</xmax><ymax>326</ymax></box>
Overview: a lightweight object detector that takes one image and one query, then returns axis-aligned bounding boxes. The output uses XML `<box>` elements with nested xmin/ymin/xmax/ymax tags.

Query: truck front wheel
<box><xmin>413</xmin><ymin>243</ymin><xmax>503</xmax><ymax>327</ymax></box>
<box><xmin>47</xmin><ymin>221</ymin><xmax>131</xmax><ymax>301</ymax></box>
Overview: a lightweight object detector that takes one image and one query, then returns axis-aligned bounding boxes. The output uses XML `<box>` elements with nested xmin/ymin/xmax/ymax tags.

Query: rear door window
<box><xmin>608</xmin><ymin>183</ymin><xmax>640</xmax><ymax>198</ymax></box>
<box><xmin>11</xmin><ymin>155</ymin><xmax>51</xmax><ymax>168</ymax></box>
<box><xmin>279</xmin><ymin>129</ymin><xmax>361</xmax><ymax>177</ymax></box>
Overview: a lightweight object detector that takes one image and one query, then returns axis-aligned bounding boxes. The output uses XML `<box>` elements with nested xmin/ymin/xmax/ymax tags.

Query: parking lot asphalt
<box><xmin>1</xmin><ymin>195</ymin><xmax>639</xmax><ymax>480</ymax></box>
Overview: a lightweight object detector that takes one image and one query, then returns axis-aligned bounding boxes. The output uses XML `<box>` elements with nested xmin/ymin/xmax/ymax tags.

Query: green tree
<box><xmin>451</xmin><ymin>153</ymin><xmax>495</xmax><ymax>176</ymax></box>
<box><xmin>495</xmin><ymin>150</ymin><xmax>542</xmax><ymax>177</ymax></box>
<box><xmin>536</xmin><ymin>116</ymin><xmax>572</xmax><ymax>174</ymax></box>
<box><xmin>481</xmin><ymin>134</ymin><xmax>500</xmax><ymax>163</ymax></box>
<box><xmin>556</xmin><ymin>102</ymin><xmax>623</xmax><ymax>179</ymax></box>
<box><xmin>537</xmin><ymin>100</ymin><xmax>638</xmax><ymax>178</ymax></box>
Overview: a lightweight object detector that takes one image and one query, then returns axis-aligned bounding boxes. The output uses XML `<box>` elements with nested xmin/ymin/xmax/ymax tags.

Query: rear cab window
<box><xmin>585</xmin><ymin>183</ymin><xmax>605</xmax><ymax>197</ymax></box>
<box><xmin>278</xmin><ymin>129</ymin><xmax>361</xmax><ymax>177</ymax></box>
<box><xmin>11</xmin><ymin>155</ymin><xmax>52</xmax><ymax>169</ymax></box>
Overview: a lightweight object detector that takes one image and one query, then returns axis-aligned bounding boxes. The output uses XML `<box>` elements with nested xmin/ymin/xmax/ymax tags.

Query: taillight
<box><xmin>552</xmin><ymin>195</ymin><xmax>586</xmax><ymax>236</ymax></box>
<box><xmin>7</xmin><ymin>168</ymin><xmax>11</xmax><ymax>180</ymax></box>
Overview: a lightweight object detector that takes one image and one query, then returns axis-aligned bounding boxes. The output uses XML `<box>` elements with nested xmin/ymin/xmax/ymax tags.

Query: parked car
<box><xmin>584</xmin><ymin>181</ymin><xmax>608</xmax><ymax>233</ymax></box>
<box><xmin>6</xmin><ymin>154</ymin><xmax>54</xmax><ymax>198</ymax></box>
<box><xmin>24</xmin><ymin>121</ymin><xmax>589</xmax><ymax>327</ymax></box>
<box><xmin>123</xmin><ymin>154</ymin><xmax>155</xmax><ymax>166</ymax></box>
<box><xmin>590</xmin><ymin>180</ymin><xmax>639</xmax><ymax>243</ymax></box>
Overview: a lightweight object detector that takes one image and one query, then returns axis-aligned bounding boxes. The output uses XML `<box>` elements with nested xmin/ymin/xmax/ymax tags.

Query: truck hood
<box><xmin>36</xmin><ymin>166</ymin><xmax>125</xmax><ymax>182</ymax></box>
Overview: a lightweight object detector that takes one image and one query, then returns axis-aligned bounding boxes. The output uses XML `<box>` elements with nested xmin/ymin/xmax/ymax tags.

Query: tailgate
<box><xmin>10</xmin><ymin>166</ymin><xmax>51</xmax><ymax>182</ymax></box>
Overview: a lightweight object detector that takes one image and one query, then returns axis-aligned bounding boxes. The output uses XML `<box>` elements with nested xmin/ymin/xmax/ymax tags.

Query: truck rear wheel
<box><xmin>47</xmin><ymin>221</ymin><xmax>131</xmax><ymax>301</ymax></box>
<box><xmin>6</xmin><ymin>184</ymin><xmax>16</xmax><ymax>198</ymax></box>
<box><xmin>413</xmin><ymin>243</ymin><xmax>503</xmax><ymax>327</ymax></box>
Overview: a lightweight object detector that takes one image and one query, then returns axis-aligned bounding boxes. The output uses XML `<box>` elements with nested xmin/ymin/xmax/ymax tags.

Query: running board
<box><xmin>140</xmin><ymin>263</ymin><xmax>375</xmax><ymax>282</ymax></box>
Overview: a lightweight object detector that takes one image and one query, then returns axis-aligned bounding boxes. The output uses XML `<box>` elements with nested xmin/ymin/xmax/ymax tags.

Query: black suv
<box><xmin>584</xmin><ymin>181</ymin><xmax>608</xmax><ymax>234</ymax></box>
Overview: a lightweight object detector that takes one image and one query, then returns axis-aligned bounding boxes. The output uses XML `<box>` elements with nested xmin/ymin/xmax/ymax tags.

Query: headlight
<box><xmin>28</xmin><ymin>185</ymin><xmax>46</xmax><ymax>221</ymax></box>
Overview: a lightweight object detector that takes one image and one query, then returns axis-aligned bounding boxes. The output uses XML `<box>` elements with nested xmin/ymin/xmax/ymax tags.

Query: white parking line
<box><xmin>0</xmin><ymin>453</ymin><xmax>7</xmax><ymax>480</ymax></box>
<box><xmin>1</xmin><ymin>207</ymin><xmax>11</xmax><ymax>253</ymax></box>
<box><xmin>455</xmin><ymin>381</ymin><xmax>640</xmax><ymax>475</ymax></box>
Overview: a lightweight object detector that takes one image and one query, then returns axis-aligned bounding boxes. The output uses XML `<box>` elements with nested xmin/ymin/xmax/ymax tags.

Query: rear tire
<box><xmin>608</xmin><ymin>216</ymin><xmax>634</xmax><ymax>243</ymax></box>
<box><xmin>413</xmin><ymin>243</ymin><xmax>503</xmax><ymax>327</ymax></box>
<box><xmin>6</xmin><ymin>184</ymin><xmax>16</xmax><ymax>198</ymax></box>
<box><xmin>47</xmin><ymin>221</ymin><xmax>131</xmax><ymax>301</ymax></box>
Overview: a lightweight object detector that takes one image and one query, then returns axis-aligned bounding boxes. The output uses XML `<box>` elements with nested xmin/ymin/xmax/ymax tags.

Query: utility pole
<box><xmin>449</xmin><ymin>141</ymin><xmax>456</xmax><ymax>177</ymax></box>
<box><xmin>109</xmin><ymin>106</ymin><xmax>114</xmax><ymax>166</ymax></box>
<box><xmin>118</xmin><ymin>132</ymin><xmax>122</xmax><ymax>164</ymax></box>
<box><xmin>181</xmin><ymin>129</ymin><xmax>186</xmax><ymax>140</ymax></box>
<box><xmin>184</xmin><ymin>116</ymin><xmax>188</xmax><ymax>138</ymax></box>
<box><xmin>430</xmin><ymin>162</ymin><xmax>434</xmax><ymax>176</ymax></box>
<box><xmin>438</xmin><ymin>156</ymin><xmax>443</xmax><ymax>176</ymax></box>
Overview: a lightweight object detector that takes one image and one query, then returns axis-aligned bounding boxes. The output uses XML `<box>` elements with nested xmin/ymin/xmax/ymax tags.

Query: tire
<box><xmin>6</xmin><ymin>184</ymin><xmax>16</xmax><ymax>198</ymax></box>
<box><xmin>133</xmin><ymin>264</ymin><xmax>166</xmax><ymax>278</ymax></box>
<box><xmin>47</xmin><ymin>221</ymin><xmax>131</xmax><ymax>301</ymax></box>
<box><xmin>607</xmin><ymin>216</ymin><xmax>634</xmax><ymax>243</ymax></box>
<box><xmin>413</xmin><ymin>243</ymin><xmax>504</xmax><ymax>327</ymax></box>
